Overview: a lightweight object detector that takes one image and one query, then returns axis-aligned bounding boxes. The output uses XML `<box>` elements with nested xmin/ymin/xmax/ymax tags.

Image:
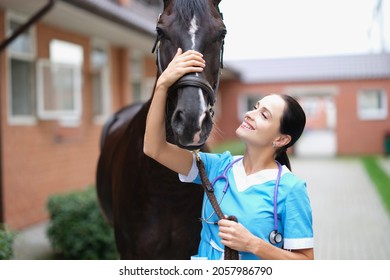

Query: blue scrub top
<box><xmin>179</xmin><ymin>151</ymin><xmax>314</xmax><ymax>260</ymax></box>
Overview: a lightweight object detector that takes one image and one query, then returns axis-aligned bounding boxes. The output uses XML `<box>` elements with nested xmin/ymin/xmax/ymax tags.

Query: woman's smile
<box><xmin>240</xmin><ymin>120</ymin><xmax>255</xmax><ymax>130</ymax></box>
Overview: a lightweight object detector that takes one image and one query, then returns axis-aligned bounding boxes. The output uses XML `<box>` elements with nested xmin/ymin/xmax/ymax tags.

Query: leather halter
<box><xmin>151</xmin><ymin>10</ymin><xmax>225</xmax><ymax>109</ymax></box>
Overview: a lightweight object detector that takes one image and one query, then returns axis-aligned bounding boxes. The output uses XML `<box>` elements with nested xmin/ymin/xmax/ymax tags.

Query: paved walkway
<box><xmin>291</xmin><ymin>156</ymin><xmax>390</xmax><ymax>259</ymax></box>
<box><xmin>12</xmin><ymin>221</ymin><xmax>53</xmax><ymax>260</ymax></box>
<box><xmin>12</xmin><ymin>157</ymin><xmax>390</xmax><ymax>260</ymax></box>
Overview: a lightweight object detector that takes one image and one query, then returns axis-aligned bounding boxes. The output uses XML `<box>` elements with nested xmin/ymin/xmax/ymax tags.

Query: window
<box><xmin>7</xmin><ymin>13</ymin><xmax>36</xmax><ymax>125</ymax></box>
<box><xmin>300</xmin><ymin>97</ymin><xmax>319</xmax><ymax>118</ymax></box>
<box><xmin>129</xmin><ymin>50</ymin><xmax>155</xmax><ymax>103</ymax></box>
<box><xmin>91</xmin><ymin>41</ymin><xmax>110</xmax><ymax>123</ymax></box>
<box><xmin>358</xmin><ymin>89</ymin><xmax>388</xmax><ymax>120</ymax></box>
<box><xmin>238</xmin><ymin>94</ymin><xmax>265</xmax><ymax>120</ymax></box>
<box><xmin>37</xmin><ymin>40</ymin><xmax>83</xmax><ymax>125</ymax></box>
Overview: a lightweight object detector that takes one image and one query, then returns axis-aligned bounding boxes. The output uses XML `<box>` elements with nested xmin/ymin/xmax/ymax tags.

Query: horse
<box><xmin>96</xmin><ymin>0</ymin><xmax>226</xmax><ymax>259</ymax></box>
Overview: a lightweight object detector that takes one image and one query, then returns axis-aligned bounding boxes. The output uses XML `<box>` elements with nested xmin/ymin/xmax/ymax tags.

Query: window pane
<box><xmin>9</xmin><ymin>19</ymin><xmax>34</xmax><ymax>55</ymax></box>
<box><xmin>36</xmin><ymin>40</ymin><xmax>83</xmax><ymax>121</ymax></box>
<box><xmin>54</xmin><ymin>67</ymin><xmax>75</xmax><ymax>110</ymax></box>
<box><xmin>92</xmin><ymin>71</ymin><xmax>104</xmax><ymax>115</ymax></box>
<box><xmin>41</xmin><ymin>64</ymin><xmax>76</xmax><ymax>112</ymax></box>
<box><xmin>91</xmin><ymin>47</ymin><xmax>108</xmax><ymax>117</ymax></box>
<box><xmin>358</xmin><ymin>89</ymin><xmax>388</xmax><ymax>120</ymax></box>
<box><xmin>360</xmin><ymin>91</ymin><xmax>381</xmax><ymax>110</ymax></box>
<box><xmin>92</xmin><ymin>47</ymin><xmax>107</xmax><ymax>69</ymax></box>
<box><xmin>132</xmin><ymin>81</ymin><xmax>142</xmax><ymax>102</ymax></box>
<box><xmin>50</xmin><ymin>40</ymin><xmax>83</xmax><ymax>66</ymax></box>
<box><xmin>11</xmin><ymin>58</ymin><xmax>34</xmax><ymax>115</ymax></box>
<box><xmin>41</xmin><ymin>64</ymin><xmax>79</xmax><ymax>114</ymax></box>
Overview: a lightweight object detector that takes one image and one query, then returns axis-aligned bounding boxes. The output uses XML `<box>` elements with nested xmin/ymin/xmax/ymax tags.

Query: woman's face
<box><xmin>236</xmin><ymin>94</ymin><xmax>286</xmax><ymax>148</ymax></box>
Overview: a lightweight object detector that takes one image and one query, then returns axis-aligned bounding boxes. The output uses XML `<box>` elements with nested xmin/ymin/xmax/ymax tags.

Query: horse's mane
<box><xmin>172</xmin><ymin>0</ymin><xmax>211</xmax><ymax>27</ymax></box>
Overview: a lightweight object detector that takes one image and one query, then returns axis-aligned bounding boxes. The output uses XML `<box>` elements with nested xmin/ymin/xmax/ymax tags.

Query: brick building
<box><xmin>216</xmin><ymin>53</ymin><xmax>390</xmax><ymax>157</ymax></box>
<box><xmin>0</xmin><ymin>0</ymin><xmax>161</xmax><ymax>229</ymax></box>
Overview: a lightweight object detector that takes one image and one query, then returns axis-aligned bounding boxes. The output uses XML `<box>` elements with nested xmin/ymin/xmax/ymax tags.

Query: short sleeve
<box><xmin>178</xmin><ymin>151</ymin><xmax>234</xmax><ymax>185</ymax></box>
<box><xmin>282</xmin><ymin>181</ymin><xmax>314</xmax><ymax>250</ymax></box>
<box><xmin>178</xmin><ymin>153</ymin><xmax>198</xmax><ymax>182</ymax></box>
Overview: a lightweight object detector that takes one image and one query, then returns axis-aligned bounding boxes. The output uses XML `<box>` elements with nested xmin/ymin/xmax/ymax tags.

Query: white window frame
<box><xmin>129</xmin><ymin>49</ymin><xmax>156</xmax><ymax>104</ymax></box>
<box><xmin>91</xmin><ymin>39</ymin><xmax>111</xmax><ymax>124</ymax></box>
<box><xmin>357</xmin><ymin>89</ymin><xmax>388</xmax><ymax>120</ymax></box>
<box><xmin>130</xmin><ymin>49</ymin><xmax>145</xmax><ymax>103</ymax></box>
<box><xmin>36</xmin><ymin>59</ymin><xmax>82</xmax><ymax>124</ymax></box>
<box><xmin>6</xmin><ymin>11</ymin><xmax>37</xmax><ymax>125</ymax></box>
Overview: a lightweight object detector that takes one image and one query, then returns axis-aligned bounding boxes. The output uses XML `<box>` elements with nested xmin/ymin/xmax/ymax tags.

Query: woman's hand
<box><xmin>218</xmin><ymin>219</ymin><xmax>314</xmax><ymax>260</ymax></box>
<box><xmin>218</xmin><ymin>218</ymin><xmax>257</xmax><ymax>253</ymax></box>
<box><xmin>156</xmin><ymin>48</ymin><xmax>205</xmax><ymax>90</ymax></box>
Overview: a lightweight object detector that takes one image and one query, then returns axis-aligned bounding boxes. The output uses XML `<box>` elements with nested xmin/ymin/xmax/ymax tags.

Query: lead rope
<box><xmin>194</xmin><ymin>151</ymin><xmax>239</xmax><ymax>260</ymax></box>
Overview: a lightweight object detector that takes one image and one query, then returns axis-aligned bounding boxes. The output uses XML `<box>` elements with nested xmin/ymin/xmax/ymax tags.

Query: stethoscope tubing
<box><xmin>202</xmin><ymin>157</ymin><xmax>282</xmax><ymax>234</ymax></box>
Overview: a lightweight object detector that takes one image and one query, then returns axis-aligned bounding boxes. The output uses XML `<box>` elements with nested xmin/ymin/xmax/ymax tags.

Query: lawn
<box><xmin>361</xmin><ymin>156</ymin><xmax>390</xmax><ymax>215</ymax></box>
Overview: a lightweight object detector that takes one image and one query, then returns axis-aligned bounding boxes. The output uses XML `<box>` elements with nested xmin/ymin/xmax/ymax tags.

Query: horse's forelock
<box><xmin>172</xmin><ymin>0</ymin><xmax>212</xmax><ymax>26</ymax></box>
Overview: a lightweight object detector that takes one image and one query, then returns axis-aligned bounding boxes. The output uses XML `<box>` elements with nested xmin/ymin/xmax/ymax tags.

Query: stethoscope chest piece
<box><xmin>269</xmin><ymin>229</ymin><xmax>283</xmax><ymax>245</ymax></box>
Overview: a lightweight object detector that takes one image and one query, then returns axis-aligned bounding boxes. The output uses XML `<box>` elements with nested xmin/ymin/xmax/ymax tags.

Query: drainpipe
<box><xmin>0</xmin><ymin>0</ymin><xmax>57</xmax><ymax>223</ymax></box>
<box><xmin>0</xmin><ymin>0</ymin><xmax>57</xmax><ymax>51</ymax></box>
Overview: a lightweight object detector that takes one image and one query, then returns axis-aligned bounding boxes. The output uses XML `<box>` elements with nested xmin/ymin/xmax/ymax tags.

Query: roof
<box><xmin>225</xmin><ymin>52</ymin><xmax>390</xmax><ymax>83</ymax></box>
<box><xmin>62</xmin><ymin>0</ymin><xmax>159</xmax><ymax>36</ymax></box>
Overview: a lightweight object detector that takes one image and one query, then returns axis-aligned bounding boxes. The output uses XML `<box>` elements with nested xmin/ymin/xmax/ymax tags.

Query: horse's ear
<box><xmin>213</xmin><ymin>0</ymin><xmax>222</xmax><ymax>7</ymax></box>
<box><xmin>163</xmin><ymin>0</ymin><xmax>170</xmax><ymax>9</ymax></box>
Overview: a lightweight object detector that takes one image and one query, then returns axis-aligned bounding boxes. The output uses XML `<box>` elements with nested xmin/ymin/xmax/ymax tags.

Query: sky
<box><xmin>219</xmin><ymin>0</ymin><xmax>390</xmax><ymax>61</ymax></box>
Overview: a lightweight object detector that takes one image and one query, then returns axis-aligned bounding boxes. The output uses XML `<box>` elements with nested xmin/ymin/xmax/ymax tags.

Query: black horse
<box><xmin>96</xmin><ymin>0</ymin><xmax>226</xmax><ymax>259</ymax></box>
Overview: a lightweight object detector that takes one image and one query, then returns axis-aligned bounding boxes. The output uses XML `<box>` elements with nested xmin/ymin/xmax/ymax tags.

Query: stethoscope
<box><xmin>201</xmin><ymin>157</ymin><xmax>284</xmax><ymax>245</ymax></box>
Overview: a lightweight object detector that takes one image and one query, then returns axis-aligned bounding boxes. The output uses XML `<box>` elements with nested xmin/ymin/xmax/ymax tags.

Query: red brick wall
<box><xmin>110</xmin><ymin>47</ymin><xmax>130</xmax><ymax>109</ymax></box>
<box><xmin>335</xmin><ymin>79</ymin><xmax>390</xmax><ymax>155</ymax></box>
<box><xmin>0</xmin><ymin>10</ymin><xmax>5</xmax><ymax>223</ymax></box>
<box><xmin>2</xmin><ymin>22</ymin><xmax>103</xmax><ymax>229</ymax></box>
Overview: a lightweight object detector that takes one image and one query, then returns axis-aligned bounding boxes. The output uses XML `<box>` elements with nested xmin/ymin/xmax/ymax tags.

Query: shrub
<box><xmin>46</xmin><ymin>186</ymin><xmax>118</xmax><ymax>259</ymax></box>
<box><xmin>0</xmin><ymin>224</ymin><xmax>15</xmax><ymax>260</ymax></box>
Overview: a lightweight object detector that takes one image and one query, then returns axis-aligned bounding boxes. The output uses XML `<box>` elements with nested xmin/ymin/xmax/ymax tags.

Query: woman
<box><xmin>144</xmin><ymin>48</ymin><xmax>314</xmax><ymax>260</ymax></box>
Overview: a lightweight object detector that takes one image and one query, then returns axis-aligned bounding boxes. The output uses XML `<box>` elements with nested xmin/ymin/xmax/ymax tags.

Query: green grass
<box><xmin>361</xmin><ymin>156</ymin><xmax>390</xmax><ymax>215</ymax></box>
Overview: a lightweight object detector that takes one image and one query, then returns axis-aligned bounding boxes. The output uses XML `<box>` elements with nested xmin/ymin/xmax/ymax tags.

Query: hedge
<box><xmin>46</xmin><ymin>186</ymin><xmax>118</xmax><ymax>259</ymax></box>
<box><xmin>0</xmin><ymin>224</ymin><xmax>15</xmax><ymax>260</ymax></box>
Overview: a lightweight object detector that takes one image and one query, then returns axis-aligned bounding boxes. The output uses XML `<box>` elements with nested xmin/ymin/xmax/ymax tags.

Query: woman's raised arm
<box><xmin>143</xmin><ymin>48</ymin><xmax>205</xmax><ymax>176</ymax></box>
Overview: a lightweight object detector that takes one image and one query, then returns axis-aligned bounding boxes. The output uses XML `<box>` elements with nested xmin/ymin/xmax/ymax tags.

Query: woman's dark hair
<box><xmin>275</xmin><ymin>94</ymin><xmax>306</xmax><ymax>171</ymax></box>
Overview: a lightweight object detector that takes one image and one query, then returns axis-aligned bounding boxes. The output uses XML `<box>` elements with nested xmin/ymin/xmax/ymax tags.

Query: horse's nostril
<box><xmin>173</xmin><ymin>110</ymin><xmax>184</xmax><ymax>123</ymax></box>
<box><xmin>172</xmin><ymin>110</ymin><xmax>185</xmax><ymax>134</ymax></box>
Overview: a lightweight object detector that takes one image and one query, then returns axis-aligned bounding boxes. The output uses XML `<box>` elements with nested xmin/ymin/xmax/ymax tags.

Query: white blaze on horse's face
<box><xmin>188</xmin><ymin>15</ymin><xmax>208</xmax><ymax>145</ymax></box>
<box><xmin>189</xmin><ymin>16</ymin><xmax>198</xmax><ymax>51</ymax></box>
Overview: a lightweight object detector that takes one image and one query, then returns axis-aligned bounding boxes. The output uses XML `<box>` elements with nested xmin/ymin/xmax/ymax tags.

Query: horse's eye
<box><xmin>220</xmin><ymin>29</ymin><xmax>227</xmax><ymax>39</ymax></box>
<box><xmin>156</xmin><ymin>27</ymin><xmax>165</xmax><ymax>39</ymax></box>
<box><xmin>214</xmin><ymin>29</ymin><xmax>227</xmax><ymax>42</ymax></box>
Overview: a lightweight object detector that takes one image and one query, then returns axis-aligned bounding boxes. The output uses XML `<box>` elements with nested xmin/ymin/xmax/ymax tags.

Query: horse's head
<box><xmin>152</xmin><ymin>0</ymin><xmax>226</xmax><ymax>150</ymax></box>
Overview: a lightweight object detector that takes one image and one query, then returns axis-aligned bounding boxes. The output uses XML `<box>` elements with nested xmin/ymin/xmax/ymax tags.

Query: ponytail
<box><xmin>275</xmin><ymin>149</ymin><xmax>291</xmax><ymax>171</ymax></box>
<box><xmin>276</xmin><ymin>94</ymin><xmax>306</xmax><ymax>172</ymax></box>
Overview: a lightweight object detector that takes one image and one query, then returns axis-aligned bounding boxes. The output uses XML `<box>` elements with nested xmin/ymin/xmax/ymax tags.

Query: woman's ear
<box><xmin>273</xmin><ymin>135</ymin><xmax>291</xmax><ymax>148</ymax></box>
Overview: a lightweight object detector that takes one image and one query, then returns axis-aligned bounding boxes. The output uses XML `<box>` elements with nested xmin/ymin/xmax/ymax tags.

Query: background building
<box><xmin>0</xmin><ymin>0</ymin><xmax>161</xmax><ymax>229</ymax></box>
<box><xmin>217</xmin><ymin>54</ymin><xmax>390</xmax><ymax>157</ymax></box>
